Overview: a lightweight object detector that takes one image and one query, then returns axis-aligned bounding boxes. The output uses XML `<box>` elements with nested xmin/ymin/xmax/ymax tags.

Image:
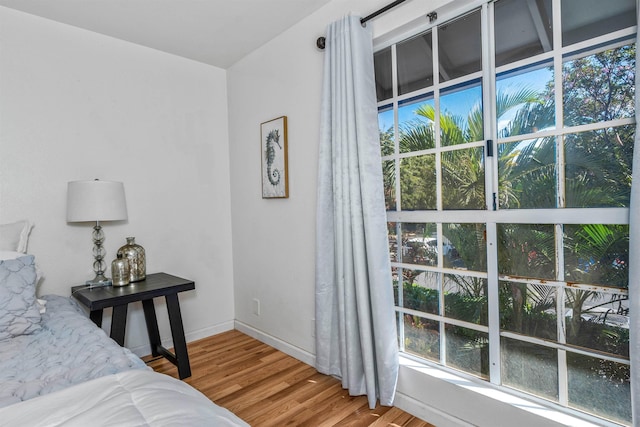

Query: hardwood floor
<box><xmin>143</xmin><ymin>330</ymin><xmax>434</xmax><ymax>427</ymax></box>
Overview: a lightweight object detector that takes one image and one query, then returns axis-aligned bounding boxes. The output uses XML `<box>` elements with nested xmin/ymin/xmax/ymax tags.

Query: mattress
<box><xmin>0</xmin><ymin>294</ymin><xmax>148</xmax><ymax>407</ymax></box>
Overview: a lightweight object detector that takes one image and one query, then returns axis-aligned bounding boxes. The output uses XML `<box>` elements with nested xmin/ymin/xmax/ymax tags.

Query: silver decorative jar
<box><xmin>111</xmin><ymin>254</ymin><xmax>130</xmax><ymax>287</ymax></box>
<box><xmin>117</xmin><ymin>237</ymin><xmax>146</xmax><ymax>282</ymax></box>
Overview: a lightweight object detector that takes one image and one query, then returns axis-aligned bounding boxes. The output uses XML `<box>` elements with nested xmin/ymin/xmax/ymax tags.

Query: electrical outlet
<box><xmin>252</xmin><ymin>298</ymin><xmax>260</xmax><ymax>316</ymax></box>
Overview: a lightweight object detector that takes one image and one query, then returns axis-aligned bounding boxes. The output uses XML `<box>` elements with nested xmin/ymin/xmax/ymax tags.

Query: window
<box><xmin>375</xmin><ymin>0</ymin><xmax>635</xmax><ymax>424</ymax></box>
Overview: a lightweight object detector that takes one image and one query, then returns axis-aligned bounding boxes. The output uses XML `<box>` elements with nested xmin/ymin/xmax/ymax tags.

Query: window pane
<box><xmin>564</xmin><ymin>224</ymin><xmax>629</xmax><ymax>288</ymax></box>
<box><xmin>501</xmin><ymin>338</ymin><xmax>558</xmax><ymax>401</ymax></box>
<box><xmin>438</xmin><ymin>10</ymin><xmax>482</xmax><ymax>82</ymax></box>
<box><xmin>400</xmin><ymin>154</ymin><xmax>437</xmax><ymax>210</ymax></box>
<box><xmin>563</xmin><ymin>45</ymin><xmax>635</xmax><ymax>127</ymax></box>
<box><xmin>496</xmin><ymin>65</ymin><xmax>555</xmax><ymax>138</ymax></box>
<box><xmin>379</xmin><ymin>105</ymin><xmax>394</xmax><ymax>157</ymax></box>
<box><xmin>374</xmin><ymin>47</ymin><xmax>393</xmax><ymax>101</ymax></box>
<box><xmin>443</xmin><ymin>223</ymin><xmax>487</xmax><ymax>271</ymax></box>
<box><xmin>500</xmin><ymin>281</ymin><xmax>557</xmax><ymax>340</ymax></box>
<box><xmin>400</xmin><ymin>223</ymin><xmax>437</xmax><ymax>266</ymax></box>
<box><xmin>379</xmin><ymin>105</ymin><xmax>397</xmax><ymax>211</ymax></box>
<box><xmin>440</xmin><ymin>81</ymin><xmax>483</xmax><ymax>145</ymax></box>
<box><xmin>561</xmin><ymin>0</ymin><xmax>635</xmax><ymax>47</ymax></box>
<box><xmin>567</xmin><ymin>352</ymin><xmax>631</xmax><ymax>425</ymax></box>
<box><xmin>445</xmin><ymin>324</ymin><xmax>489</xmax><ymax>379</ymax></box>
<box><xmin>444</xmin><ymin>274</ymin><xmax>488</xmax><ymax>325</ymax></box>
<box><xmin>442</xmin><ymin>147</ymin><xmax>486</xmax><ymax>210</ymax></box>
<box><xmin>495</xmin><ymin>0</ymin><xmax>553</xmax><ymax>67</ymax></box>
<box><xmin>397</xmin><ymin>31</ymin><xmax>434</xmax><ymax>95</ymax></box>
<box><xmin>498</xmin><ymin>138</ymin><xmax>557</xmax><ymax>209</ymax></box>
<box><xmin>564</xmin><ymin>288</ymin><xmax>629</xmax><ymax>357</ymax></box>
<box><xmin>403</xmin><ymin>315</ymin><xmax>440</xmax><ymax>361</ymax></box>
<box><xmin>564</xmin><ymin>126</ymin><xmax>634</xmax><ymax>208</ymax></box>
<box><xmin>402</xmin><ymin>271</ymin><xmax>440</xmax><ymax>315</ymax></box>
<box><xmin>497</xmin><ymin>224</ymin><xmax>556</xmax><ymax>280</ymax></box>
<box><xmin>383</xmin><ymin>160</ymin><xmax>396</xmax><ymax>210</ymax></box>
<box><xmin>399</xmin><ymin>94</ymin><xmax>435</xmax><ymax>153</ymax></box>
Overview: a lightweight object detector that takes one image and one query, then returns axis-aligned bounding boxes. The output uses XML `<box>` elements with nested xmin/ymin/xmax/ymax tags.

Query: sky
<box><xmin>378</xmin><ymin>65</ymin><xmax>553</xmax><ymax>136</ymax></box>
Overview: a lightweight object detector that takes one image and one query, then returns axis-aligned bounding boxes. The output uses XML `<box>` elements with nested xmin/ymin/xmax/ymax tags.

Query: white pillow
<box><xmin>0</xmin><ymin>221</ymin><xmax>33</xmax><ymax>253</ymax></box>
<box><xmin>0</xmin><ymin>251</ymin><xmax>27</xmax><ymax>261</ymax></box>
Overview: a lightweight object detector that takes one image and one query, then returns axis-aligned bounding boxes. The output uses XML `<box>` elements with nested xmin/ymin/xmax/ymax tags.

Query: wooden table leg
<box><xmin>110</xmin><ymin>304</ymin><xmax>128</xmax><ymax>346</ymax></box>
<box><xmin>142</xmin><ymin>299</ymin><xmax>161</xmax><ymax>357</ymax></box>
<box><xmin>165</xmin><ymin>293</ymin><xmax>191</xmax><ymax>379</ymax></box>
<box><xmin>89</xmin><ymin>309</ymin><xmax>103</xmax><ymax>328</ymax></box>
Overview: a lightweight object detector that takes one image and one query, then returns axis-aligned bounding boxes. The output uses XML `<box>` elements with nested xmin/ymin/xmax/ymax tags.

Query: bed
<box><xmin>0</xmin><ymin>228</ymin><xmax>248</xmax><ymax>426</ymax></box>
<box><xmin>0</xmin><ymin>370</ymin><xmax>248</xmax><ymax>426</ymax></box>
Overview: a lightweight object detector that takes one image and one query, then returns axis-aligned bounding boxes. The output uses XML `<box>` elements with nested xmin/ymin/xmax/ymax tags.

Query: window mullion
<box><xmin>552</xmin><ymin>0</ymin><xmax>569</xmax><ymax>407</ymax></box>
<box><xmin>431</xmin><ymin>22</ymin><xmax>446</xmax><ymax>367</ymax></box>
<box><xmin>396</xmin><ymin>225</ymin><xmax>405</xmax><ymax>354</ymax></box>
<box><xmin>391</xmin><ymin>44</ymin><xmax>401</xmax><ymax>212</ymax></box>
<box><xmin>486</xmin><ymin>222</ymin><xmax>501</xmax><ymax>385</ymax></box>
<box><xmin>484</xmin><ymin>2</ymin><xmax>497</xmax><ymax>212</ymax></box>
<box><xmin>556</xmin><ymin>223</ymin><xmax>569</xmax><ymax>406</ymax></box>
<box><xmin>484</xmin><ymin>1</ymin><xmax>501</xmax><ymax>386</ymax></box>
<box><xmin>553</xmin><ymin>0</ymin><xmax>565</xmax><ymax>210</ymax></box>
<box><xmin>432</xmin><ymin>25</ymin><xmax>443</xmax><ymax>212</ymax></box>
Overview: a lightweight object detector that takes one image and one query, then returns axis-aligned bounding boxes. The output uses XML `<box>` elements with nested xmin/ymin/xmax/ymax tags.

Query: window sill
<box><xmin>394</xmin><ymin>355</ymin><xmax>621</xmax><ymax>427</ymax></box>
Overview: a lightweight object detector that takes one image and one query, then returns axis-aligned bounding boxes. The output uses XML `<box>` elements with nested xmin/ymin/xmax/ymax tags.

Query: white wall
<box><xmin>0</xmin><ymin>6</ymin><xmax>235</xmax><ymax>354</ymax></box>
<box><xmin>226</xmin><ymin>0</ymin><xmax>406</xmax><ymax>360</ymax></box>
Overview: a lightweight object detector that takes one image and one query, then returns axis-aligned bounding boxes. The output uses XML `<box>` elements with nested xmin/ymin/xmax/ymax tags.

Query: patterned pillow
<box><xmin>0</xmin><ymin>254</ymin><xmax>41</xmax><ymax>341</ymax></box>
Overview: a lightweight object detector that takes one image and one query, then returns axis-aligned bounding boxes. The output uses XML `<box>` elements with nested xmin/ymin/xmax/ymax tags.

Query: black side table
<box><xmin>72</xmin><ymin>272</ymin><xmax>195</xmax><ymax>379</ymax></box>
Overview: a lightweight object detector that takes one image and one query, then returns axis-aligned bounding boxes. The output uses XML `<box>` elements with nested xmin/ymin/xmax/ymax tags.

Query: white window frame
<box><xmin>377</xmin><ymin>0</ymin><xmax>636</xmax><ymax>424</ymax></box>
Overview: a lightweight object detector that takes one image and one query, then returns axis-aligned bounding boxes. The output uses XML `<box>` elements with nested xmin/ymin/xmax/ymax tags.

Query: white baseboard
<box><xmin>393</xmin><ymin>391</ymin><xmax>473</xmax><ymax>427</ymax></box>
<box><xmin>129</xmin><ymin>320</ymin><xmax>235</xmax><ymax>357</ymax></box>
<box><xmin>234</xmin><ymin>320</ymin><xmax>316</xmax><ymax>367</ymax></box>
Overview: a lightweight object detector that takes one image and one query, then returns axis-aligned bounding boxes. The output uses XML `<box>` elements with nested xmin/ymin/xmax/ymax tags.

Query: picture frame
<box><xmin>260</xmin><ymin>116</ymin><xmax>289</xmax><ymax>198</ymax></box>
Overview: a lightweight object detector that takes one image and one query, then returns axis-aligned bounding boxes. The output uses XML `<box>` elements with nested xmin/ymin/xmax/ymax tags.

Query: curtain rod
<box><xmin>316</xmin><ymin>0</ymin><xmax>408</xmax><ymax>50</ymax></box>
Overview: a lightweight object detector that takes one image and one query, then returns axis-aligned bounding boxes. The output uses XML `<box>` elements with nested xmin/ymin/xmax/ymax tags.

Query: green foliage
<box><xmin>443</xmin><ymin>224</ymin><xmax>486</xmax><ymax>272</ymax></box>
<box><xmin>563</xmin><ymin>45</ymin><xmax>635</xmax><ymax>125</ymax></box>
<box><xmin>441</xmin><ymin>148</ymin><xmax>486</xmax><ymax>209</ymax></box>
<box><xmin>400</xmin><ymin>155</ymin><xmax>437</xmax><ymax>210</ymax></box>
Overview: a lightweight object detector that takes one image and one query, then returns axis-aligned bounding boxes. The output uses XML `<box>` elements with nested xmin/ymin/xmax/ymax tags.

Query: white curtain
<box><xmin>630</xmin><ymin>1</ymin><xmax>640</xmax><ymax>423</ymax></box>
<box><xmin>315</xmin><ymin>15</ymin><xmax>399</xmax><ymax>409</ymax></box>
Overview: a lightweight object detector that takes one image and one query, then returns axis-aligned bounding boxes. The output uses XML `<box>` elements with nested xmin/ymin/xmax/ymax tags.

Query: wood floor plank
<box><xmin>370</xmin><ymin>407</ymin><xmax>416</xmax><ymax>426</ymax></box>
<box><xmin>143</xmin><ymin>330</ymin><xmax>435</xmax><ymax>427</ymax></box>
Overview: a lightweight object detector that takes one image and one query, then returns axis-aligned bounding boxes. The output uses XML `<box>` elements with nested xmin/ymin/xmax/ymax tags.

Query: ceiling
<box><xmin>0</xmin><ymin>0</ymin><xmax>332</xmax><ymax>68</ymax></box>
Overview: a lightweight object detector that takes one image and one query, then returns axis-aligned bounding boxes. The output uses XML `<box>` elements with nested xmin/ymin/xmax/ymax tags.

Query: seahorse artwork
<box><xmin>265</xmin><ymin>129</ymin><xmax>282</xmax><ymax>186</ymax></box>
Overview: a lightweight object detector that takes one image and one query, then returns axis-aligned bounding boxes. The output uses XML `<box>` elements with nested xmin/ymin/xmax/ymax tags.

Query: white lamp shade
<box><xmin>67</xmin><ymin>180</ymin><xmax>128</xmax><ymax>222</ymax></box>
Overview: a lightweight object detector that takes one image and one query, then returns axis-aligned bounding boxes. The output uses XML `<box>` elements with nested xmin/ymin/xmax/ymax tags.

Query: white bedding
<box><xmin>0</xmin><ymin>370</ymin><xmax>249</xmax><ymax>426</ymax></box>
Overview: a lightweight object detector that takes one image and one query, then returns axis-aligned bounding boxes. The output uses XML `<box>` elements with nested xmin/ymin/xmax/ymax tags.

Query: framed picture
<box><xmin>260</xmin><ymin>116</ymin><xmax>289</xmax><ymax>198</ymax></box>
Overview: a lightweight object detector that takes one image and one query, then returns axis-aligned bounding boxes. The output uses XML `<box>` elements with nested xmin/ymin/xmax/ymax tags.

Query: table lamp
<box><xmin>67</xmin><ymin>179</ymin><xmax>128</xmax><ymax>287</ymax></box>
